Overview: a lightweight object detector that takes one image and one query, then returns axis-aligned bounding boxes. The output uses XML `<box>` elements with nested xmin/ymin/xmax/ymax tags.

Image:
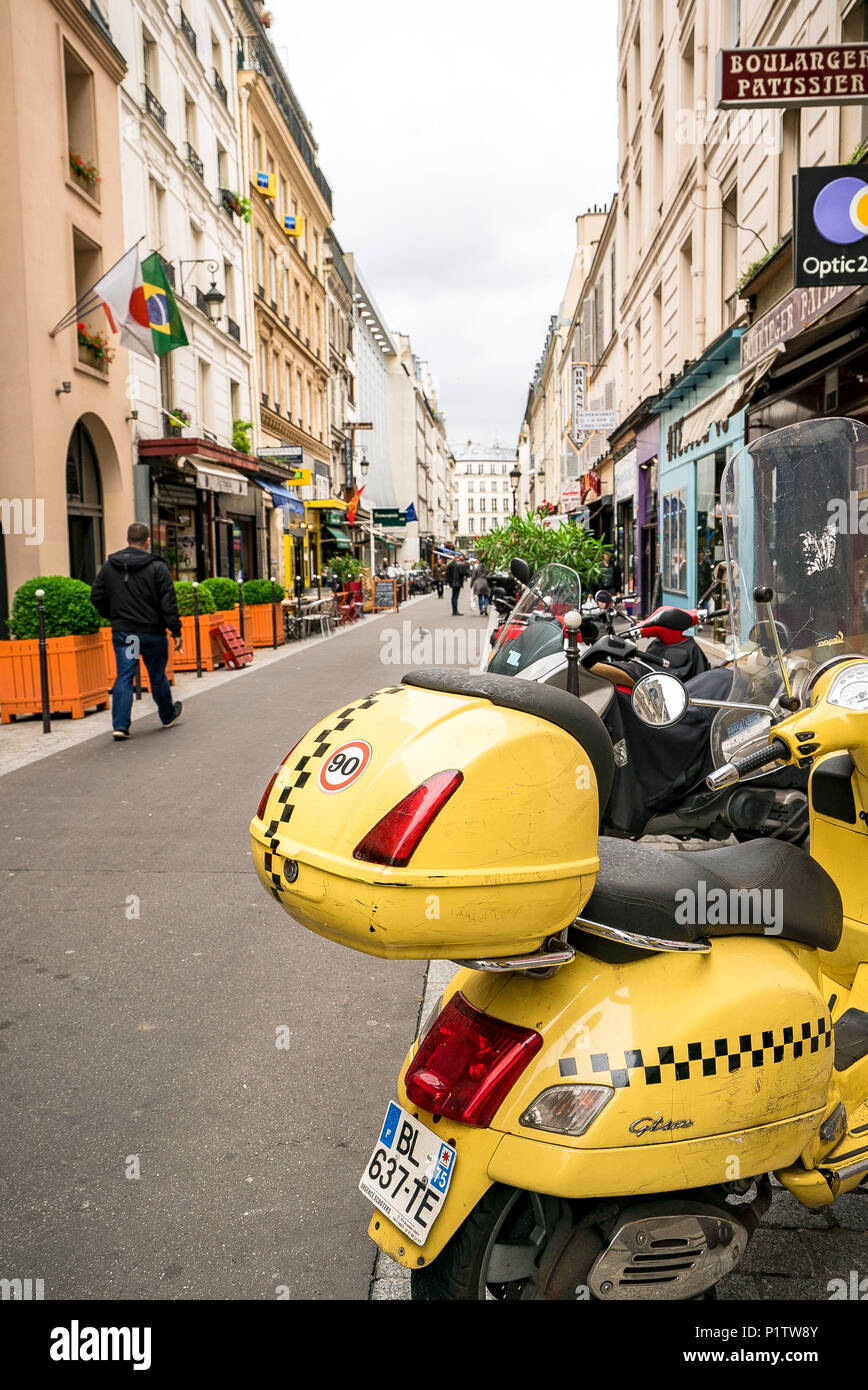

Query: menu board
<box><xmin>373</xmin><ymin>579</ymin><xmax>398</xmax><ymax>612</ymax></box>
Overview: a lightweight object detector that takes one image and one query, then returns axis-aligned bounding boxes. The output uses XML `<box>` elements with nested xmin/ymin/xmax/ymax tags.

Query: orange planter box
<box><xmin>99</xmin><ymin>627</ymin><xmax>176</xmax><ymax>692</ymax></box>
<box><xmin>0</xmin><ymin>632</ymin><xmax>109</xmax><ymax>723</ymax></box>
<box><xmin>242</xmin><ymin>602</ymin><xmax>284</xmax><ymax>647</ymax></box>
<box><xmin>173</xmin><ymin>611</ymin><xmax>222</xmax><ymax>671</ymax></box>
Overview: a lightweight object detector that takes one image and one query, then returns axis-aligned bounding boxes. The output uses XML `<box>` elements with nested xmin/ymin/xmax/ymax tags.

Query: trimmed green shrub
<box><xmin>173</xmin><ymin>581</ymin><xmax>216</xmax><ymax>616</ymax></box>
<box><xmin>199</xmin><ymin>577</ymin><xmax>239</xmax><ymax>610</ymax></box>
<box><xmin>11</xmin><ymin>576</ymin><xmax>102</xmax><ymax>639</ymax></box>
<box><xmin>242</xmin><ymin>578</ymin><xmax>285</xmax><ymax>605</ymax></box>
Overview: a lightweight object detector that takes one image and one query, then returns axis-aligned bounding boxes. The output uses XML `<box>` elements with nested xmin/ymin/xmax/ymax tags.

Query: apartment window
<box><xmin>216</xmin><ymin>143</ymin><xmax>229</xmax><ymax>190</ymax></box>
<box><xmin>778</xmin><ymin>108</ymin><xmax>800</xmax><ymax>236</ymax></box>
<box><xmin>184</xmin><ymin>92</ymin><xmax>197</xmax><ymax>149</ymax></box>
<box><xmin>160</xmin><ymin>355</ymin><xmax>174</xmax><ymax>414</ymax></box>
<box><xmin>728</xmin><ymin>0</ymin><xmax>741</xmax><ymax>46</ymax></box>
<box><xmin>680</xmin><ymin>30</ymin><xmax>695</xmax><ymax>168</ymax></box>
<box><xmin>260</xmin><ymin>342</ymin><xmax>267</xmax><ymax>401</ymax></box>
<box><xmin>211</xmin><ymin>32</ymin><xmax>222</xmax><ymax>80</ymax></box>
<box><xmin>721</xmin><ymin>181</ymin><xmax>738</xmax><ymax>323</ymax></box>
<box><xmin>73</xmin><ymin>229</ymin><xmax>102</xmax><ymax>364</ymax></box>
<box><xmin>272</xmin><ymin>351</ymin><xmax>280</xmax><ymax>410</ymax></box>
<box><xmin>269</xmin><ymin>249</ymin><xmax>277</xmax><ymax>306</ymax></box>
<box><xmin>64</xmin><ymin>45</ymin><xmax>97</xmax><ymax>192</ymax></box>
<box><xmin>256</xmin><ymin>232</ymin><xmax>264</xmax><ymax>292</ymax></box>
<box><xmin>230</xmin><ymin>380</ymin><xmax>241</xmax><ymax>423</ymax></box>
<box><xmin>224</xmin><ymin>259</ymin><xmax>236</xmax><ymax>321</ymax></box>
<box><xmin>143</xmin><ymin>29</ymin><xmax>159</xmax><ymax>96</ymax></box>
<box><xmin>840</xmin><ymin>2</ymin><xmax>868</xmax><ymax>160</ymax></box>
<box><xmin>285</xmin><ymin>364</ymin><xmax>292</xmax><ymax>416</ymax></box>
<box><xmin>652</xmin><ymin>282</ymin><xmax>663</xmax><ymax>389</ymax></box>
<box><xmin>315</xmin><ymin>305</ymin><xmax>321</xmax><ymax>354</ymax></box>
<box><xmin>653</xmin><ymin>110</ymin><xmax>664</xmax><ymax>218</ymax></box>
<box><xmin>148</xmin><ymin>179</ymin><xmax>165</xmax><ymax>253</ymax></box>
<box><xmin>468</xmin><ymin>497</ymin><xmax>474</xmax><ymax>513</ymax></box>
<box><xmin>466</xmin><ymin>480</ymin><xmax>474</xmax><ymax>492</ymax></box>
<box><xmin>296</xmin><ymin>371</ymin><xmax>303</xmax><ymax>422</ymax></box>
<box><xmin>198</xmin><ymin>358</ymin><xmax>211</xmax><ymax>432</ymax></box>
<box><xmin>679</xmin><ymin>236</ymin><xmax>693</xmax><ymax>362</ymax></box>
<box><xmin>253</xmin><ymin>128</ymin><xmax>262</xmax><ymax>170</ymax></box>
<box><xmin>313</xmin><ymin>229</ymin><xmax>319</xmax><ymax>273</ymax></box>
<box><xmin>294</xmin><ymin>281</ymin><xmax>301</xmax><ymax>331</ymax></box>
<box><xmin>304</xmin><ymin>294</ymin><xmax>310</xmax><ymax>340</ymax></box>
<box><xmin>306</xmin><ymin>380</ymin><xmax>312</xmax><ymax>429</ymax></box>
<box><xmin>283</xmin><ymin>268</ymin><xmax>290</xmax><ymax>319</ymax></box>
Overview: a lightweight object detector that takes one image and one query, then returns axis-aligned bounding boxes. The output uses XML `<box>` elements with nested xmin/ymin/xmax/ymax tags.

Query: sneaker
<box><xmin>112</xmin><ymin>729</ymin><xmax>130</xmax><ymax>741</ymax></box>
<box><xmin>162</xmin><ymin>701</ymin><xmax>183</xmax><ymax>729</ymax></box>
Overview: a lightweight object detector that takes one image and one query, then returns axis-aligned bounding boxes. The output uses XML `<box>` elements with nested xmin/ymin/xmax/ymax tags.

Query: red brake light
<box><xmin>353</xmin><ymin>770</ymin><xmax>463</xmax><ymax>868</ymax></box>
<box><xmin>257</xmin><ymin>739</ymin><xmax>303</xmax><ymax>820</ymax></box>
<box><xmin>405</xmin><ymin>992</ymin><xmax>542</xmax><ymax>1128</ymax></box>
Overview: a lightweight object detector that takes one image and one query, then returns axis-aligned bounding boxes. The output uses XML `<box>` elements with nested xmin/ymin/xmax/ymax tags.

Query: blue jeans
<box><xmin>111</xmin><ymin>632</ymin><xmax>175</xmax><ymax>731</ymax></box>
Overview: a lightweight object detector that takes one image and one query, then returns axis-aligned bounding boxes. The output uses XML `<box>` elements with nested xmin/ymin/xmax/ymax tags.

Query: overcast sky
<box><xmin>270</xmin><ymin>1</ymin><xmax>618</xmax><ymax>449</ymax></box>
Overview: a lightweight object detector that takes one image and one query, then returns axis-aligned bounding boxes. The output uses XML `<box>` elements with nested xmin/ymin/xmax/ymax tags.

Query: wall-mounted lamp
<box><xmin>55</xmin><ymin>382</ymin><xmax>71</xmax><ymax>396</ymax></box>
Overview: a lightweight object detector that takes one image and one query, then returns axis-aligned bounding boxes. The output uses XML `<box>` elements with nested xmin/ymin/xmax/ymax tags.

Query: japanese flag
<box><xmin>94</xmin><ymin>246</ymin><xmax>154</xmax><ymax>360</ymax></box>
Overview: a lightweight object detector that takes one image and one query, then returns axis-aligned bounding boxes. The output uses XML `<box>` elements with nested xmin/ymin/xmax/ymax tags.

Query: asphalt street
<box><xmin>0</xmin><ymin>593</ymin><xmax>489</xmax><ymax>1300</ymax></box>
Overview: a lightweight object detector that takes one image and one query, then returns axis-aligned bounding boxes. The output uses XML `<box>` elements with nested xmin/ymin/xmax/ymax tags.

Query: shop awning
<box><xmin>190</xmin><ymin>461</ymin><xmax>248</xmax><ymax>497</ymax></box>
<box><xmin>588</xmin><ymin>493</ymin><xmax>613</xmax><ymax>512</ymax></box>
<box><xmin>306</xmin><ymin>498</ymin><xmax>347</xmax><ymax>509</ymax></box>
<box><xmin>255</xmin><ymin>479</ymin><xmax>305</xmax><ymax>518</ymax></box>
<box><xmin>324</xmin><ymin>525</ymin><xmax>351</xmax><ymax>550</ymax></box>
<box><xmin>679</xmin><ymin>348</ymin><xmax>785</xmax><ymax>450</ymax></box>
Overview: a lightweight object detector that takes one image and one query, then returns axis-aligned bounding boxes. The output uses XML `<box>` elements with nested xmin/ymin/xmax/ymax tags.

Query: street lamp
<box><xmin>357</xmin><ymin>450</ymin><xmax>373</xmax><ymax>575</ymax></box>
<box><xmin>179</xmin><ymin>260</ymin><xmax>225</xmax><ymax>323</ymax></box>
<box><xmin>509</xmin><ymin>464</ymin><xmax>522</xmax><ymax>516</ymax></box>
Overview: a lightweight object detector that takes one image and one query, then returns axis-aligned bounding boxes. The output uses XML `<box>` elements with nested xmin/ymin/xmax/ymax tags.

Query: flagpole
<box><xmin>50</xmin><ymin>235</ymin><xmax>148</xmax><ymax>336</ymax></box>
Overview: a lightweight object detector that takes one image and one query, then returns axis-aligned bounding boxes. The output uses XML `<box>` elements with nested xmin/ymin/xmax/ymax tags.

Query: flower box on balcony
<box><xmin>0</xmin><ymin>632</ymin><xmax>109</xmax><ymax>723</ymax></box>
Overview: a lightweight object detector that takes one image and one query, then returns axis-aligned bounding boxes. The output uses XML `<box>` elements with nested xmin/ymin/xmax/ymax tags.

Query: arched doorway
<box><xmin>66</xmin><ymin>420</ymin><xmax>104</xmax><ymax>584</ymax></box>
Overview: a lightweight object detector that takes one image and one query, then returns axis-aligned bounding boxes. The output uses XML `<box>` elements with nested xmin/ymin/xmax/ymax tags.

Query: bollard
<box><xmin>35</xmin><ymin>588</ymin><xmax>51</xmax><ymax>734</ymax></box>
<box><xmin>192</xmin><ymin>581</ymin><xmax>202</xmax><ymax>679</ymax></box>
<box><xmin>237</xmin><ymin>582</ymin><xmax>245</xmax><ymax>641</ymax></box>
<box><xmin>270</xmin><ymin>576</ymin><xmax>277</xmax><ymax>649</ymax></box>
<box><xmin>564</xmin><ymin>610</ymin><xmax>582</xmax><ymax>698</ymax></box>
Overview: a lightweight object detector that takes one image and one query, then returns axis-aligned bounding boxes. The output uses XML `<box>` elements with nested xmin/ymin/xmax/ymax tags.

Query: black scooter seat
<box><xmin>583</xmin><ymin>837</ymin><xmax>842</xmax><ymax>951</ymax></box>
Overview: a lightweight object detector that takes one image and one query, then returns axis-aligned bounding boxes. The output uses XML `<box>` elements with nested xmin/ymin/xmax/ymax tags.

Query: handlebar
<box><xmin>706</xmin><ymin>737</ymin><xmax>789</xmax><ymax>791</ymax></box>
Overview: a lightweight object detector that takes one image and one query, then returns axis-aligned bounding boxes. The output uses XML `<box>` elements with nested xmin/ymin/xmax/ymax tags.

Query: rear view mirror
<box><xmin>510</xmin><ymin>557</ymin><xmax>532</xmax><ymax>586</ymax></box>
<box><xmin>631</xmin><ymin>672</ymin><xmax>689</xmax><ymax>727</ymax></box>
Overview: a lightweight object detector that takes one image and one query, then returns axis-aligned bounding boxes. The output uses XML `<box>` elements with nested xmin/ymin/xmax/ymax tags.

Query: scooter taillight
<box><xmin>256</xmin><ymin>740</ymin><xmax>303</xmax><ymax>820</ymax></box>
<box><xmin>353</xmin><ymin>770</ymin><xmax>463</xmax><ymax>868</ymax></box>
<box><xmin>404</xmin><ymin>992</ymin><xmax>543</xmax><ymax>1128</ymax></box>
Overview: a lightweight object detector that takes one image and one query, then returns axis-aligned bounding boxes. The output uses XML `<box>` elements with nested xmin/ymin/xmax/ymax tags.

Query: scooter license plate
<box><xmin>359</xmin><ymin>1102</ymin><xmax>457</xmax><ymax>1246</ymax></box>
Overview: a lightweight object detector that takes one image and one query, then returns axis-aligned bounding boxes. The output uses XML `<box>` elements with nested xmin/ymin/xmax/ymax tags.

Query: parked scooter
<box><xmin>486</xmin><ymin>559</ymin><xmax>805</xmax><ymax>841</ymax></box>
<box><xmin>250</xmin><ymin>416</ymin><xmax>868</xmax><ymax>1300</ymax></box>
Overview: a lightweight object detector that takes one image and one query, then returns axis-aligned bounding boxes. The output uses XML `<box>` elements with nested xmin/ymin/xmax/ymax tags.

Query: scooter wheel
<box><xmin>411</xmin><ymin>1184</ymin><xmax>603</xmax><ymax>1301</ymax></box>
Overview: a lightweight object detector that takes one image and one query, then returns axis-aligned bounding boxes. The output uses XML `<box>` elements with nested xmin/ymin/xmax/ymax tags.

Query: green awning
<box><xmin>324</xmin><ymin>525</ymin><xmax>351</xmax><ymax>550</ymax></box>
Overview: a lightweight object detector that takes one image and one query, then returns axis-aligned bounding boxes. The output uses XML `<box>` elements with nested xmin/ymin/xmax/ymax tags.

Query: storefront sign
<box><xmin>570</xmin><ymin>364</ymin><xmax>590</xmax><ymax>450</ymax></box>
<box><xmin>575</xmin><ymin>409</ymin><xmax>617</xmax><ymax>430</ymax></box>
<box><xmin>373</xmin><ymin>508</ymin><xmax>406</xmax><ymax>527</ymax></box>
<box><xmin>257</xmin><ymin>446</ymin><xmax>303</xmax><ymax>464</ymax></box>
<box><xmin>615</xmin><ymin>450</ymin><xmax>637</xmax><ymax>504</ymax></box>
<box><xmin>717</xmin><ymin>44</ymin><xmax>868</xmax><ymax>108</ymax></box>
<box><xmin>741</xmin><ymin>281</ymin><xmax>857</xmax><ymax>365</ymax></box>
<box><xmin>794</xmin><ymin>165</ymin><xmax>868</xmax><ymax>287</ymax></box>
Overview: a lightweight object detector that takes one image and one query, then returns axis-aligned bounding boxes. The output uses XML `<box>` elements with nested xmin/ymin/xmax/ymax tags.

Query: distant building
<box><xmin>451</xmin><ymin>443</ymin><xmax>519</xmax><ymax>549</ymax></box>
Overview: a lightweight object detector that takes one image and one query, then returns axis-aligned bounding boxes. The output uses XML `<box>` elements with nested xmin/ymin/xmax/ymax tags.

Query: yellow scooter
<box><xmin>250</xmin><ymin>417</ymin><xmax>868</xmax><ymax>1299</ymax></box>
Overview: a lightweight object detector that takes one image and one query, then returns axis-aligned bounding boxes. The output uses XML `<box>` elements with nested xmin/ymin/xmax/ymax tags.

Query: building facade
<box><xmin>453</xmin><ymin>443</ymin><xmax>520</xmax><ymax>548</ymax></box>
<box><xmin>0</xmin><ymin>0</ymin><xmax>133</xmax><ymax>620</ymax></box>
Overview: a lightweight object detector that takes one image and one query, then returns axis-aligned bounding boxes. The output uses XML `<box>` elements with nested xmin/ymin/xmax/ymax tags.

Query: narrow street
<box><xmin>0</xmin><ymin>596</ymin><xmax>488</xmax><ymax>1300</ymax></box>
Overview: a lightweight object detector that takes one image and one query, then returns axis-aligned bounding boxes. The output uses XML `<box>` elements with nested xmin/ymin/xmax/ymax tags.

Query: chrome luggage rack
<box><xmin>453</xmin><ymin>918</ymin><xmax>711</xmax><ymax>974</ymax></box>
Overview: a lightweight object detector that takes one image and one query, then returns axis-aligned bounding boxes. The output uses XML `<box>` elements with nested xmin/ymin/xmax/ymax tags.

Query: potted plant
<box><xmin>69</xmin><ymin>149</ymin><xmax>101</xmax><ymax>192</ymax></box>
<box><xmin>222</xmin><ymin>190</ymin><xmax>252</xmax><ymax>223</ymax></box>
<box><xmin>77</xmin><ymin>323</ymin><xmax>116</xmax><ymax>372</ymax></box>
<box><xmin>171</xmin><ymin>581</ymin><xmax>221</xmax><ymax>670</ymax></box>
<box><xmin>166</xmin><ymin>408</ymin><xmax>191</xmax><ymax>437</ymax></box>
<box><xmin>1</xmin><ymin>576</ymin><xmax>109</xmax><ymax>722</ymax></box>
<box><xmin>198</xmin><ymin>577</ymin><xmax>242</xmax><ymax>637</ymax></box>
<box><xmin>473</xmin><ymin>512</ymin><xmax>605</xmax><ymax>588</ymax></box>
<box><xmin>241</xmin><ymin>578</ymin><xmax>285</xmax><ymax>646</ymax></box>
<box><xmin>232</xmin><ymin>419</ymin><xmax>253</xmax><ymax>453</ymax></box>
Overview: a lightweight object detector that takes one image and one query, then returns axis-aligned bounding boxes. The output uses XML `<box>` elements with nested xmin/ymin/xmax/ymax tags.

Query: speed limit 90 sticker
<box><xmin>318</xmin><ymin>740</ymin><xmax>373</xmax><ymax>793</ymax></box>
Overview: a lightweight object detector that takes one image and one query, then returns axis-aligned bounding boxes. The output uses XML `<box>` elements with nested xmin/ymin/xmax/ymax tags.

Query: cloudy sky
<box><xmin>270</xmin><ymin>1</ymin><xmax>618</xmax><ymax>449</ymax></box>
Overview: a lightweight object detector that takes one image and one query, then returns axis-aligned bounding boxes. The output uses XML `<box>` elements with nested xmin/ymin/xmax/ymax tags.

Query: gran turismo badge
<box><xmin>629</xmin><ymin>1116</ymin><xmax>694</xmax><ymax>1137</ymax></box>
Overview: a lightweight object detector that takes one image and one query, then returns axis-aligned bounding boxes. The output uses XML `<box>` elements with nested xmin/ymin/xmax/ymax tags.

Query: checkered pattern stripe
<box><xmin>559</xmin><ymin>1016</ymin><xmax>832</xmax><ymax>1088</ymax></box>
<box><xmin>261</xmin><ymin>687</ymin><xmax>403</xmax><ymax>863</ymax></box>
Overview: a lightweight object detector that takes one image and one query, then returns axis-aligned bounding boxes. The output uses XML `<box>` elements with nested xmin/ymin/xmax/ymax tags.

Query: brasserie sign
<box><xmin>717</xmin><ymin>44</ymin><xmax>868</xmax><ymax>108</ymax></box>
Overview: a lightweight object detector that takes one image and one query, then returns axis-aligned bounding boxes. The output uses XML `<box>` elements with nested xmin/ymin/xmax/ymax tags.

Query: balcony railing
<box><xmin>185</xmin><ymin>142</ymin><xmax>204</xmax><ymax>181</ymax></box>
<box><xmin>237</xmin><ymin>36</ymin><xmax>332</xmax><ymax>211</ymax></box>
<box><xmin>227</xmin><ymin>317</ymin><xmax>240</xmax><ymax>343</ymax></box>
<box><xmin>214</xmin><ymin>70</ymin><xmax>228</xmax><ymax>106</ymax></box>
<box><xmin>144</xmin><ymin>86</ymin><xmax>166</xmax><ymax>131</ymax></box>
<box><xmin>180</xmin><ymin>8</ymin><xmax>197</xmax><ymax>54</ymax></box>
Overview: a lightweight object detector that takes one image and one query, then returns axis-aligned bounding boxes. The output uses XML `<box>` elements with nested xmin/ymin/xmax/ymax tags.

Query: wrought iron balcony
<box><xmin>185</xmin><ymin>142</ymin><xmax>204</xmax><ymax>181</ymax></box>
<box><xmin>180</xmin><ymin>8</ymin><xmax>197</xmax><ymax>54</ymax></box>
<box><xmin>144</xmin><ymin>86</ymin><xmax>166</xmax><ymax>130</ymax></box>
<box><xmin>237</xmin><ymin>36</ymin><xmax>332</xmax><ymax>212</ymax></box>
<box><xmin>227</xmin><ymin>317</ymin><xmax>240</xmax><ymax>343</ymax></box>
<box><xmin>214</xmin><ymin>70</ymin><xmax>228</xmax><ymax>106</ymax></box>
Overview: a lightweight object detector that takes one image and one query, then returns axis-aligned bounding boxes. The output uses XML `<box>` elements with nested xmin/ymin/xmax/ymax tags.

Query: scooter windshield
<box><xmin>488</xmin><ymin>563</ymin><xmax>581</xmax><ymax>676</ymax></box>
<box><xmin>711</xmin><ymin>417</ymin><xmax>868</xmax><ymax>775</ymax></box>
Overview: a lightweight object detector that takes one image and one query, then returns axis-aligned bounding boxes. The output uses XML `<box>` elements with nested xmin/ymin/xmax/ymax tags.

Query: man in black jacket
<box><xmin>444</xmin><ymin>554</ymin><xmax>467</xmax><ymax>616</ymax></box>
<box><xmin>90</xmin><ymin>523</ymin><xmax>184</xmax><ymax>741</ymax></box>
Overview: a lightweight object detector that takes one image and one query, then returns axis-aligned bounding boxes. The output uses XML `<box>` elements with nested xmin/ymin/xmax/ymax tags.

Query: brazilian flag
<box><xmin>140</xmin><ymin>252</ymin><xmax>188</xmax><ymax>357</ymax></box>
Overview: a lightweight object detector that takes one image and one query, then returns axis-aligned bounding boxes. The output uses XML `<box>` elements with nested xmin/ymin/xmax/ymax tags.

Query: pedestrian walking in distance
<box><xmin>471</xmin><ymin>565</ymin><xmax>491</xmax><ymax>617</ymax></box>
<box><xmin>444</xmin><ymin>553</ymin><xmax>467</xmax><ymax>616</ymax></box>
<box><xmin>90</xmin><ymin>523</ymin><xmax>184</xmax><ymax>741</ymax></box>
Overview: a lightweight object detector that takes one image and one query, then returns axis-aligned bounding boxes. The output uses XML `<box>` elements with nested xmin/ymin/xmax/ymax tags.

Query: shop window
<box><xmin>66</xmin><ymin>420</ymin><xmax>103</xmax><ymax>585</ymax></box>
<box><xmin>662</xmin><ymin>487</ymin><xmax>687</xmax><ymax>593</ymax></box>
<box><xmin>696</xmin><ymin>450</ymin><xmax>726</xmax><ymax>602</ymax></box>
<box><xmin>617</xmin><ymin>498</ymin><xmax>636</xmax><ymax>593</ymax></box>
<box><xmin>64</xmin><ymin>44</ymin><xmax>97</xmax><ymax>198</ymax></box>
